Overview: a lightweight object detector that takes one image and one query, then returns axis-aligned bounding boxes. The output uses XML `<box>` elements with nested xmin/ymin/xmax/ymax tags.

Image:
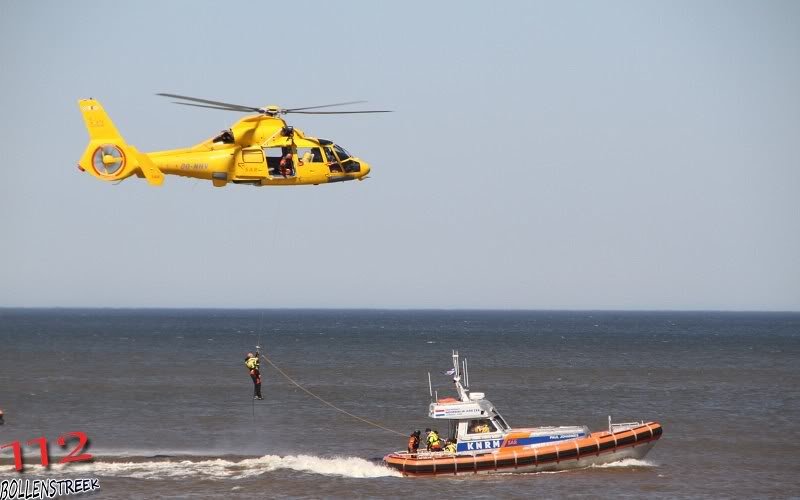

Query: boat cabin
<box><xmin>425</xmin><ymin>352</ymin><xmax>590</xmax><ymax>455</ymax></box>
<box><xmin>428</xmin><ymin>396</ymin><xmax>510</xmax><ymax>452</ymax></box>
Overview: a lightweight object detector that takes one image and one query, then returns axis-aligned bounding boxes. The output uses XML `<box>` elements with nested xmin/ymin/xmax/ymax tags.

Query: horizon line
<box><xmin>1</xmin><ymin>306</ymin><xmax>799</xmax><ymax>314</ymax></box>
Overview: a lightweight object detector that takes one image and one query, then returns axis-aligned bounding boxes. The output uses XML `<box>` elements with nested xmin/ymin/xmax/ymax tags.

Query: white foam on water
<box><xmin>40</xmin><ymin>455</ymin><xmax>401</xmax><ymax>480</ymax></box>
<box><xmin>592</xmin><ymin>458</ymin><xmax>656</xmax><ymax>468</ymax></box>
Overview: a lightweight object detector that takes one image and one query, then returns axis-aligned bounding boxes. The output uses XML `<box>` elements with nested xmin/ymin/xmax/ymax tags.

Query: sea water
<box><xmin>1</xmin><ymin>309</ymin><xmax>798</xmax><ymax>498</ymax></box>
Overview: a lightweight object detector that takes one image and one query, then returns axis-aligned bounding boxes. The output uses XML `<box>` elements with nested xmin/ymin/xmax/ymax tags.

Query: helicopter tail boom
<box><xmin>77</xmin><ymin>99</ymin><xmax>164</xmax><ymax>186</ymax></box>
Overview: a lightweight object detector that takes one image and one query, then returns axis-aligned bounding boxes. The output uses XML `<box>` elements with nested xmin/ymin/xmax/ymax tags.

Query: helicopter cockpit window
<box><xmin>333</xmin><ymin>145</ymin><xmax>351</xmax><ymax>161</ymax></box>
<box><xmin>212</xmin><ymin>129</ymin><xmax>235</xmax><ymax>144</ymax></box>
<box><xmin>324</xmin><ymin>146</ymin><xmax>343</xmax><ymax>173</ymax></box>
<box><xmin>332</xmin><ymin>145</ymin><xmax>361</xmax><ymax>174</ymax></box>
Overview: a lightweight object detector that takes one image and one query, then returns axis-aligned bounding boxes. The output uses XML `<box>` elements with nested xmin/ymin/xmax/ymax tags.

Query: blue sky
<box><xmin>1</xmin><ymin>1</ymin><xmax>798</xmax><ymax>309</ymax></box>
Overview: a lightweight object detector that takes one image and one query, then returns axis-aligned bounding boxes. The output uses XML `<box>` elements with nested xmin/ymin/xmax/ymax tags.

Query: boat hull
<box><xmin>384</xmin><ymin>422</ymin><xmax>662</xmax><ymax>477</ymax></box>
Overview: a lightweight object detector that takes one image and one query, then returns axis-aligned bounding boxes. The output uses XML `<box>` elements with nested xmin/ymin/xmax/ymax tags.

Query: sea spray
<box><xmin>30</xmin><ymin>455</ymin><xmax>401</xmax><ymax>480</ymax></box>
<box><xmin>592</xmin><ymin>458</ymin><xmax>656</xmax><ymax>469</ymax></box>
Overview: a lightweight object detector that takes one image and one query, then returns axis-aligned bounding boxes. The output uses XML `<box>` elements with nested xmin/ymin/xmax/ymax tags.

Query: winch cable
<box><xmin>252</xmin><ymin>321</ymin><xmax>263</xmax><ymax>422</ymax></box>
<box><xmin>260</xmin><ymin>354</ymin><xmax>406</xmax><ymax>437</ymax></box>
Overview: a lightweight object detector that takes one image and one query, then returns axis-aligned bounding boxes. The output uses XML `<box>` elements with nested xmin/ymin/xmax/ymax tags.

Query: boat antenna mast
<box><xmin>452</xmin><ymin>350</ymin><xmax>470</xmax><ymax>402</ymax></box>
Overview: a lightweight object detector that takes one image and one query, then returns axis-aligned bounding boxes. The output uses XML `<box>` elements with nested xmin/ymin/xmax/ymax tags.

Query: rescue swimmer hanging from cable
<box><xmin>76</xmin><ymin>93</ymin><xmax>391</xmax><ymax>188</ymax></box>
<box><xmin>245</xmin><ymin>350</ymin><xmax>263</xmax><ymax>400</ymax></box>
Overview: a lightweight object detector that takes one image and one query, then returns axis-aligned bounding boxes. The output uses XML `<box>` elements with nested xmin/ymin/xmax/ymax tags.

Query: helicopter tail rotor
<box><xmin>76</xmin><ymin>99</ymin><xmax>164</xmax><ymax>186</ymax></box>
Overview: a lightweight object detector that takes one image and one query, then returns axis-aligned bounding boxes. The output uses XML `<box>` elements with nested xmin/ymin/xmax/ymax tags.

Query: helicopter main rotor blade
<box><xmin>158</xmin><ymin>93</ymin><xmax>392</xmax><ymax>115</ymax></box>
<box><xmin>170</xmin><ymin>101</ymin><xmax>259</xmax><ymax>112</ymax></box>
<box><xmin>288</xmin><ymin>110</ymin><xmax>393</xmax><ymax>114</ymax></box>
<box><xmin>284</xmin><ymin>101</ymin><xmax>368</xmax><ymax>112</ymax></box>
<box><xmin>156</xmin><ymin>93</ymin><xmax>258</xmax><ymax>112</ymax></box>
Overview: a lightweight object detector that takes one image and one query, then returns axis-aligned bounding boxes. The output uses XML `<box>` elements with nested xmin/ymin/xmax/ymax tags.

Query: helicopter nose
<box><xmin>359</xmin><ymin>162</ymin><xmax>371</xmax><ymax>179</ymax></box>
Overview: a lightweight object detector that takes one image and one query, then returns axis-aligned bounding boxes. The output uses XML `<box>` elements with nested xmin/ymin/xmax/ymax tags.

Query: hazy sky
<box><xmin>1</xmin><ymin>1</ymin><xmax>798</xmax><ymax>310</ymax></box>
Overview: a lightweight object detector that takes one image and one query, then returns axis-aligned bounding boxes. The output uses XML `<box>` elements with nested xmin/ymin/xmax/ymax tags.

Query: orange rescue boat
<box><xmin>383</xmin><ymin>351</ymin><xmax>662</xmax><ymax>476</ymax></box>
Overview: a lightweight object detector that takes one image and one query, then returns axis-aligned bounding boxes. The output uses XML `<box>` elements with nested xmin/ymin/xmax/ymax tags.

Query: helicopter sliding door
<box><xmin>233</xmin><ymin>147</ymin><xmax>268</xmax><ymax>180</ymax></box>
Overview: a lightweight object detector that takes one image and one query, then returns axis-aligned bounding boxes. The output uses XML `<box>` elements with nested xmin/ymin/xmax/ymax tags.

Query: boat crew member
<box><xmin>471</xmin><ymin>420</ymin><xmax>491</xmax><ymax>433</ymax></box>
<box><xmin>425</xmin><ymin>428</ymin><xmax>442</xmax><ymax>452</ymax></box>
<box><xmin>408</xmin><ymin>430</ymin><xmax>421</xmax><ymax>453</ymax></box>
<box><xmin>0</xmin><ymin>408</ymin><xmax>4</xmax><ymax>425</ymax></box>
<box><xmin>245</xmin><ymin>351</ymin><xmax>263</xmax><ymax>400</ymax></box>
<box><xmin>444</xmin><ymin>439</ymin><xmax>457</xmax><ymax>454</ymax></box>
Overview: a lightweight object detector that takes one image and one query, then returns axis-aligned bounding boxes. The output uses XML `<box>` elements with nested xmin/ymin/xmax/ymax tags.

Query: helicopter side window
<box><xmin>296</xmin><ymin>147</ymin><xmax>324</xmax><ymax>165</ymax></box>
<box><xmin>241</xmin><ymin>148</ymin><xmax>264</xmax><ymax>163</ymax></box>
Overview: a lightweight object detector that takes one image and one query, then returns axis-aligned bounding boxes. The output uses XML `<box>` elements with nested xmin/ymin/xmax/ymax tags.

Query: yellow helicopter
<box><xmin>76</xmin><ymin>93</ymin><xmax>390</xmax><ymax>187</ymax></box>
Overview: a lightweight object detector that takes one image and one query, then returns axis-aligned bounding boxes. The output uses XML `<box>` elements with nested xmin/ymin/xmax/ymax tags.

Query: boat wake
<box><xmin>35</xmin><ymin>455</ymin><xmax>401</xmax><ymax>480</ymax></box>
<box><xmin>592</xmin><ymin>458</ymin><xmax>656</xmax><ymax>468</ymax></box>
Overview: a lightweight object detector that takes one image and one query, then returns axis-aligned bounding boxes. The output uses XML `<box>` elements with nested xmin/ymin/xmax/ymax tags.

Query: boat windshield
<box><xmin>494</xmin><ymin>415</ymin><xmax>510</xmax><ymax>431</ymax></box>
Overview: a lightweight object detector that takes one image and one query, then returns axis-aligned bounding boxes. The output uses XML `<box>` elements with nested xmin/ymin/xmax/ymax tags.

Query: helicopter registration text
<box><xmin>180</xmin><ymin>163</ymin><xmax>209</xmax><ymax>171</ymax></box>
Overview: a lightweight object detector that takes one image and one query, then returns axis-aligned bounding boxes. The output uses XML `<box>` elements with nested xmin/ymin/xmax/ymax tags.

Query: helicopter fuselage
<box><xmin>77</xmin><ymin>99</ymin><xmax>371</xmax><ymax>187</ymax></box>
